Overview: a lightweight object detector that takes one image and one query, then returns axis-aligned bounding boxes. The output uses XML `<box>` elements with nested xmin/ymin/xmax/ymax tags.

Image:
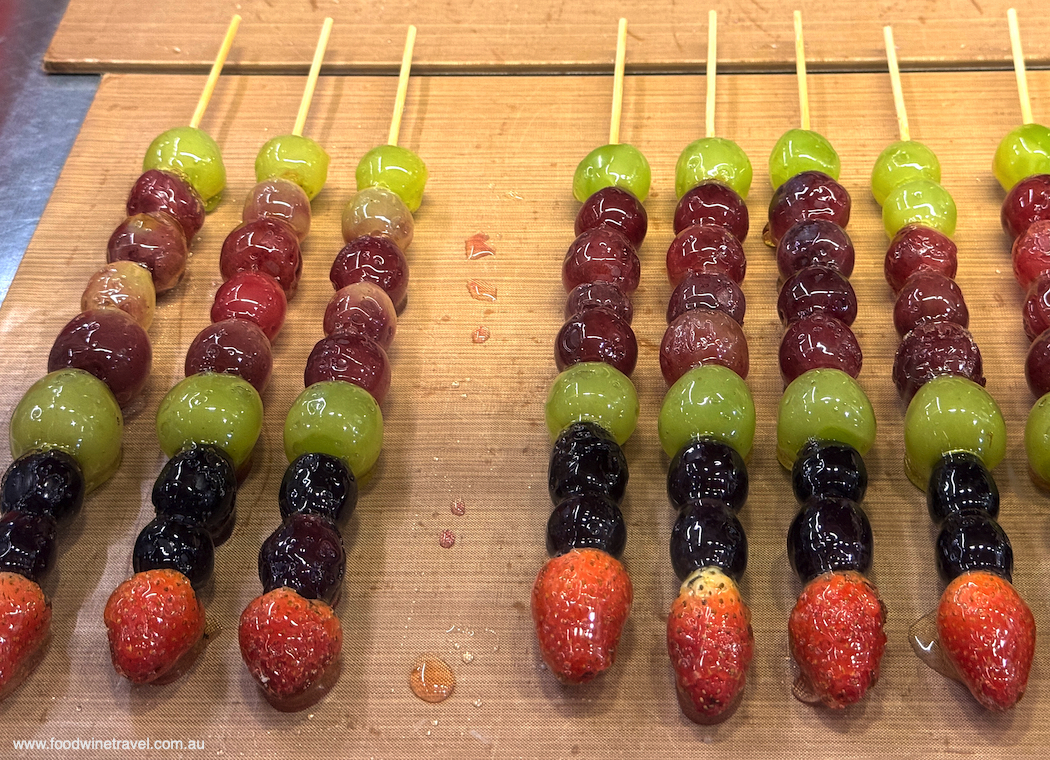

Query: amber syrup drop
<box><xmin>410</xmin><ymin>654</ymin><xmax>456</xmax><ymax>703</ymax></box>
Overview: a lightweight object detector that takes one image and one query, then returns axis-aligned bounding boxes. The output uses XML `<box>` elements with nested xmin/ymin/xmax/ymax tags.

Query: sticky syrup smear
<box><xmin>410</xmin><ymin>655</ymin><xmax>456</xmax><ymax>703</ymax></box>
<box><xmin>466</xmin><ymin>280</ymin><xmax>497</xmax><ymax>302</ymax></box>
<box><xmin>471</xmin><ymin>326</ymin><xmax>491</xmax><ymax>344</ymax></box>
<box><xmin>465</xmin><ymin>232</ymin><xmax>496</xmax><ymax>260</ymax></box>
<box><xmin>909</xmin><ymin>609</ymin><xmax>962</xmax><ymax>682</ymax></box>
<box><xmin>439</xmin><ymin>529</ymin><xmax>456</xmax><ymax>549</ymax></box>
<box><xmin>451</xmin><ymin>499</ymin><xmax>467</xmax><ymax>516</ymax></box>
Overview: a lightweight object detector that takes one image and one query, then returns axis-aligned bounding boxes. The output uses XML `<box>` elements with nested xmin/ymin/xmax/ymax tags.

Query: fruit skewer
<box><xmin>772</xmin><ymin>11</ymin><xmax>885</xmax><ymax>710</ymax></box>
<box><xmin>533</xmin><ymin>18</ymin><xmax>642</xmax><ymax>686</ymax></box>
<box><xmin>658</xmin><ymin>10</ymin><xmax>755</xmax><ymax>725</ymax></box>
<box><xmin>238</xmin><ymin>24</ymin><xmax>424</xmax><ymax>708</ymax></box>
<box><xmin>0</xmin><ymin>17</ymin><xmax>241</xmax><ymax>701</ymax></box>
<box><xmin>103</xmin><ymin>18</ymin><xmax>335</xmax><ymax>687</ymax></box>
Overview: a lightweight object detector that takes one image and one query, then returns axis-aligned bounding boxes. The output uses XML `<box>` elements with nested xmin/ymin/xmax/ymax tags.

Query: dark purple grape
<box><xmin>546</xmin><ymin>493</ymin><xmax>626</xmax><ymax>559</ymax></box>
<box><xmin>786</xmin><ymin>497</ymin><xmax>872</xmax><ymax>584</ymax></box>
<box><xmin>126</xmin><ymin>169</ymin><xmax>205</xmax><ymax>240</ymax></box>
<box><xmin>185</xmin><ymin>318</ymin><xmax>273</xmax><ymax>394</ymax></box>
<box><xmin>660</xmin><ymin>308</ymin><xmax>749</xmax><ymax>385</ymax></box>
<box><xmin>779</xmin><ymin>313</ymin><xmax>862</xmax><ymax>383</ymax></box>
<box><xmin>884</xmin><ymin>224</ymin><xmax>958</xmax><ymax>293</ymax></box>
<box><xmin>935</xmin><ymin>509</ymin><xmax>1013</xmax><ymax>583</ymax></box>
<box><xmin>777</xmin><ymin>265</ymin><xmax>857</xmax><ymax>326</ymax></box>
<box><xmin>554</xmin><ymin>307</ymin><xmax>637</xmax><ymax>377</ymax></box>
<box><xmin>791</xmin><ymin>440</ymin><xmax>867</xmax><ymax>504</ymax></box>
<box><xmin>670</xmin><ymin>500</ymin><xmax>747</xmax><ymax>581</ymax></box>
<box><xmin>673</xmin><ymin>181</ymin><xmax>749</xmax><ymax>242</ymax></box>
<box><xmin>893</xmin><ymin>271</ymin><xmax>969</xmax><ymax>337</ymax></box>
<box><xmin>562</xmin><ymin>227</ymin><xmax>640</xmax><ymax>294</ymax></box>
<box><xmin>666</xmin><ymin>438</ymin><xmax>748</xmax><ymax>514</ymax></box>
<box><xmin>132</xmin><ymin>515</ymin><xmax>215</xmax><ymax>588</ymax></box>
<box><xmin>564</xmin><ymin>281</ymin><xmax>633</xmax><ymax>325</ymax></box>
<box><xmin>152</xmin><ymin>445</ymin><xmax>237</xmax><ymax>546</ymax></box>
<box><xmin>330</xmin><ymin>235</ymin><xmax>409</xmax><ymax>310</ymax></box>
<box><xmin>1026</xmin><ymin>328</ymin><xmax>1050</xmax><ymax>397</ymax></box>
<box><xmin>765</xmin><ymin>171</ymin><xmax>851</xmax><ymax>246</ymax></box>
<box><xmin>575</xmin><ymin>186</ymin><xmax>647</xmax><ymax>247</ymax></box>
<box><xmin>1022</xmin><ymin>273</ymin><xmax>1050</xmax><ymax>341</ymax></box>
<box><xmin>304</xmin><ymin>332</ymin><xmax>391</xmax><ymax>404</ymax></box>
<box><xmin>775</xmin><ymin>219</ymin><xmax>855</xmax><ymax>279</ymax></box>
<box><xmin>258</xmin><ymin>513</ymin><xmax>345</xmax><ymax>606</ymax></box>
<box><xmin>666</xmin><ymin>224</ymin><xmax>746</xmax><ymax>285</ymax></box>
<box><xmin>0</xmin><ymin>450</ymin><xmax>84</xmax><ymax>522</ymax></box>
<box><xmin>927</xmin><ymin>452</ymin><xmax>999</xmax><ymax>525</ymax></box>
<box><xmin>0</xmin><ymin>510</ymin><xmax>57</xmax><ymax>583</ymax></box>
<box><xmin>279</xmin><ymin>453</ymin><xmax>357</xmax><ymax>528</ymax></box>
<box><xmin>1002</xmin><ymin>173</ymin><xmax>1050</xmax><ymax>240</ymax></box>
<box><xmin>667</xmin><ymin>272</ymin><xmax>746</xmax><ymax>325</ymax></box>
<box><xmin>548</xmin><ymin>422</ymin><xmax>628</xmax><ymax>505</ymax></box>
<box><xmin>893</xmin><ymin>321</ymin><xmax>985</xmax><ymax>403</ymax></box>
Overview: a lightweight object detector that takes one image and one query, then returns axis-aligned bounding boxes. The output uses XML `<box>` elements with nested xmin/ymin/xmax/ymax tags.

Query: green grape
<box><xmin>993</xmin><ymin>123</ymin><xmax>1050</xmax><ymax>191</ymax></box>
<box><xmin>768</xmin><ymin>128</ymin><xmax>840</xmax><ymax>190</ymax></box>
<box><xmin>658</xmin><ymin>364</ymin><xmax>755</xmax><ymax>460</ymax></box>
<box><xmin>776</xmin><ymin>369</ymin><xmax>876</xmax><ymax>469</ymax></box>
<box><xmin>255</xmin><ymin>134</ymin><xmax>330</xmax><ymax>201</ymax></box>
<box><xmin>156</xmin><ymin>372</ymin><xmax>263</xmax><ymax>469</ymax></box>
<box><xmin>545</xmin><ymin>362</ymin><xmax>638</xmax><ymax>446</ymax></box>
<box><xmin>356</xmin><ymin>145</ymin><xmax>428</xmax><ymax>213</ymax></box>
<box><xmin>870</xmin><ymin>140</ymin><xmax>941</xmax><ymax>206</ymax></box>
<box><xmin>904</xmin><ymin>375</ymin><xmax>1005</xmax><ymax>490</ymax></box>
<box><xmin>1026</xmin><ymin>392</ymin><xmax>1050</xmax><ymax>489</ymax></box>
<box><xmin>10</xmin><ymin>369</ymin><xmax>123</xmax><ymax>493</ymax></box>
<box><xmin>143</xmin><ymin>127</ymin><xmax>225</xmax><ymax>211</ymax></box>
<box><xmin>882</xmin><ymin>179</ymin><xmax>957</xmax><ymax>237</ymax></box>
<box><xmin>675</xmin><ymin>137</ymin><xmax>753</xmax><ymax>199</ymax></box>
<box><xmin>572</xmin><ymin>143</ymin><xmax>651</xmax><ymax>203</ymax></box>
<box><xmin>284</xmin><ymin>381</ymin><xmax>384</xmax><ymax>478</ymax></box>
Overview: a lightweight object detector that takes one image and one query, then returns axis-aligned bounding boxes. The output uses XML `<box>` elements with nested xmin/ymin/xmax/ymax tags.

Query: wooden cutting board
<box><xmin>1</xmin><ymin>70</ymin><xmax>1049</xmax><ymax>758</ymax></box>
<box><xmin>43</xmin><ymin>0</ymin><xmax>1050</xmax><ymax>73</ymax></box>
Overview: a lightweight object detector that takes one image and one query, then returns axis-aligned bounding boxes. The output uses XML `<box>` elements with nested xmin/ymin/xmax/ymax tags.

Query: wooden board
<box><xmin>43</xmin><ymin>0</ymin><xmax>1050</xmax><ymax>74</ymax></box>
<box><xmin>2</xmin><ymin>70</ymin><xmax>1050</xmax><ymax>757</ymax></box>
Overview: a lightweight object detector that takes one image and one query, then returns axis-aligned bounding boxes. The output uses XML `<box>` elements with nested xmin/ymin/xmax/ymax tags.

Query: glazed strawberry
<box><xmin>239</xmin><ymin>586</ymin><xmax>342</xmax><ymax>701</ymax></box>
<box><xmin>0</xmin><ymin>572</ymin><xmax>51</xmax><ymax>700</ymax></box>
<box><xmin>667</xmin><ymin>567</ymin><xmax>753</xmax><ymax>724</ymax></box>
<box><xmin>789</xmin><ymin>570</ymin><xmax>886</xmax><ymax>708</ymax></box>
<box><xmin>104</xmin><ymin>569</ymin><xmax>205</xmax><ymax>684</ymax></box>
<box><xmin>937</xmin><ymin>570</ymin><xmax>1035</xmax><ymax>711</ymax></box>
<box><xmin>531</xmin><ymin>548</ymin><xmax>632</xmax><ymax>684</ymax></box>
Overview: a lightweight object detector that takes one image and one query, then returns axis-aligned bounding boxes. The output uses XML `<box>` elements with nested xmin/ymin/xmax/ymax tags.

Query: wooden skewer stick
<box><xmin>706</xmin><ymin>10</ymin><xmax>718</xmax><ymax>139</ymax></box>
<box><xmin>609</xmin><ymin>18</ymin><xmax>628</xmax><ymax>145</ymax></box>
<box><xmin>189</xmin><ymin>14</ymin><xmax>242</xmax><ymax>129</ymax></box>
<box><xmin>1008</xmin><ymin>8</ymin><xmax>1034</xmax><ymax>125</ymax></box>
<box><xmin>883</xmin><ymin>26</ymin><xmax>910</xmax><ymax>142</ymax></box>
<box><xmin>388</xmin><ymin>25</ymin><xmax>419</xmax><ymax>147</ymax></box>
<box><xmin>292</xmin><ymin>18</ymin><xmax>334</xmax><ymax>137</ymax></box>
<box><xmin>793</xmin><ymin>10</ymin><xmax>810</xmax><ymax>132</ymax></box>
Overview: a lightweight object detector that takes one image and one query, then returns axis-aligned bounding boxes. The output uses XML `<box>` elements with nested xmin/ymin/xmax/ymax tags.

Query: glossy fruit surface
<box><xmin>775</xmin><ymin>219</ymin><xmax>855</xmax><ymax>278</ymax></box>
<box><xmin>1023</xmin><ymin>274</ymin><xmax>1050</xmax><ymax>341</ymax></box>
<box><xmin>185</xmin><ymin>319</ymin><xmax>273</xmax><ymax>395</ymax></box>
<box><xmin>883</xmin><ymin>179</ymin><xmax>957</xmax><ymax>237</ymax></box>
<box><xmin>555</xmin><ymin>307</ymin><xmax>637</xmax><ymax>377</ymax></box>
<box><xmin>279</xmin><ymin>453</ymin><xmax>357</xmax><ymax>527</ymax></box>
<box><xmin>284</xmin><ymin>381</ymin><xmax>384</xmax><ymax>478</ymax></box>
<box><xmin>1001</xmin><ymin>173</ymin><xmax>1050</xmax><ymax>239</ymax></box>
<box><xmin>893</xmin><ymin>271</ymin><xmax>968</xmax><ymax>336</ymax></box>
<box><xmin>778</xmin><ymin>265</ymin><xmax>857</xmax><ymax>326</ymax></box>
<box><xmin>769</xmin><ymin>129</ymin><xmax>840</xmax><ymax>190</ymax></box>
<box><xmin>341</xmin><ymin>186</ymin><xmax>413</xmax><ymax>249</ymax></box>
<box><xmin>127</xmin><ymin>169</ymin><xmax>206</xmax><ymax>240</ymax></box>
<box><xmin>787</xmin><ymin>497</ymin><xmax>873</xmax><ymax>583</ymax></box>
<box><xmin>48</xmin><ymin>308</ymin><xmax>152</xmax><ymax>406</ymax></box>
<box><xmin>548</xmin><ymin>421</ymin><xmax>628</xmax><ymax>506</ymax></box>
<box><xmin>575</xmin><ymin>186</ymin><xmax>647</xmax><ymax>247</ymax></box>
<box><xmin>304</xmin><ymin>333</ymin><xmax>391</xmax><ymax>404</ymax></box>
<box><xmin>243</xmin><ymin>178</ymin><xmax>312</xmax><ymax>241</ymax></box>
<box><xmin>81</xmin><ymin>260</ymin><xmax>156</xmax><ymax>330</ymax></box>
<box><xmin>993</xmin><ymin>122</ymin><xmax>1050</xmax><ymax>191</ymax></box>
<box><xmin>927</xmin><ymin>452</ymin><xmax>999</xmax><ymax>524</ymax></box>
<box><xmin>255</xmin><ymin>134</ymin><xmax>329</xmax><ymax>200</ymax></box>
<box><xmin>357</xmin><ymin>145</ymin><xmax>428</xmax><ymax>212</ymax></box>
<box><xmin>658</xmin><ymin>364</ymin><xmax>755</xmax><ymax>459</ymax></box>
<box><xmin>666</xmin><ymin>224</ymin><xmax>746</xmax><ymax>285</ymax></box>
<box><xmin>660</xmin><ymin>308</ymin><xmax>749</xmax><ymax>385</ymax></box>
<box><xmin>142</xmin><ymin>127</ymin><xmax>225</xmax><ymax>210</ymax></box>
<box><xmin>152</xmin><ymin>444</ymin><xmax>237</xmax><ymax>542</ymax></box>
<box><xmin>107</xmin><ymin>213</ymin><xmax>188</xmax><ymax>293</ymax></box>
<box><xmin>779</xmin><ymin>313</ymin><xmax>862</xmax><ymax>383</ymax></box>
<box><xmin>573</xmin><ymin>143</ymin><xmax>651</xmax><ymax>203</ymax></box>
<box><xmin>1026</xmin><ymin>392</ymin><xmax>1050</xmax><ymax>488</ymax></box>
<box><xmin>545</xmin><ymin>362</ymin><xmax>638</xmax><ymax>446</ymax></box>
<box><xmin>870</xmin><ymin>140</ymin><xmax>941</xmax><ymax>206</ymax></box>
<box><xmin>1012</xmin><ymin>218</ymin><xmax>1050</xmax><ymax>289</ymax></box>
<box><xmin>330</xmin><ymin>235</ymin><xmax>410</xmax><ymax>310</ymax></box>
<box><xmin>904</xmin><ymin>375</ymin><xmax>1005</xmax><ymax>490</ymax></box>
<box><xmin>565</xmin><ymin>281</ymin><xmax>633</xmax><ymax>325</ymax></box>
<box><xmin>220</xmin><ymin>218</ymin><xmax>302</xmax><ymax>297</ymax></box>
<box><xmin>673</xmin><ymin>181</ymin><xmax>749</xmax><ymax>243</ymax></box>
<box><xmin>1026</xmin><ymin>328</ymin><xmax>1050</xmax><ymax>397</ymax></box>
<box><xmin>10</xmin><ymin>369</ymin><xmax>123</xmax><ymax>493</ymax></box>
<box><xmin>791</xmin><ymin>440</ymin><xmax>867</xmax><ymax>504</ymax></box>
<box><xmin>936</xmin><ymin>510</ymin><xmax>1012</xmax><ymax>583</ymax></box>
<box><xmin>893</xmin><ymin>321</ymin><xmax>984</xmax><ymax>403</ymax></box>
<box><xmin>666</xmin><ymin>437</ymin><xmax>748</xmax><ymax>513</ymax></box>
<box><xmin>667</xmin><ymin>272</ymin><xmax>745</xmax><ymax>325</ymax></box>
<box><xmin>0</xmin><ymin>450</ymin><xmax>84</xmax><ymax>523</ymax></box>
<box><xmin>676</xmin><ymin>137</ymin><xmax>753</xmax><ymax>199</ymax></box>
<box><xmin>132</xmin><ymin>516</ymin><xmax>215</xmax><ymax>589</ymax></box>
<box><xmin>323</xmin><ymin>282</ymin><xmax>398</xmax><ymax>347</ymax></box>
<box><xmin>0</xmin><ymin>511</ymin><xmax>57</xmax><ymax>583</ymax></box>
<box><xmin>156</xmin><ymin>372</ymin><xmax>263</xmax><ymax>470</ymax></box>
<box><xmin>546</xmin><ymin>493</ymin><xmax>626</xmax><ymax>559</ymax></box>
<box><xmin>259</xmin><ymin>513</ymin><xmax>345</xmax><ymax>606</ymax></box>
<box><xmin>766</xmin><ymin>171</ymin><xmax>851</xmax><ymax>246</ymax></box>
<box><xmin>776</xmin><ymin>369</ymin><xmax>876</xmax><ymax>469</ymax></box>
<box><xmin>0</xmin><ymin>572</ymin><xmax>51</xmax><ymax>699</ymax></box>
<box><xmin>670</xmin><ymin>500</ymin><xmax>747</xmax><ymax>582</ymax></box>
<box><xmin>562</xmin><ymin>228</ymin><xmax>640</xmax><ymax>294</ymax></box>
<box><xmin>211</xmin><ymin>271</ymin><xmax>287</xmax><ymax>342</ymax></box>
<box><xmin>884</xmin><ymin>224</ymin><xmax>958</xmax><ymax>292</ymax></box>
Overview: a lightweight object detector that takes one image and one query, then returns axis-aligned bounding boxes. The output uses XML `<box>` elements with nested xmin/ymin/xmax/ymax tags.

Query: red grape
<box><xmin>1002</xmin><ymin>173</ymin><xmax>1050</xmax><ymax>240</ymax></box>
<box><xmin>659</xmin><ymin>308</ymin><xmax>749</xmax><ymax>385</ymax></box>
<box><xmin>554</xmin><ymin>307</ymin><xmax>638</xmax><ymax>377</ymax></box>
<box><xmin>666</xmin><ymin>224</ymin><xmax>746</xmax><ymax>286</ymax></box>
<box><xmin>893</xmin><ymin>321</ymin><xmax>985</xmax><ymax>402</ymax></box>
<box><xmin>765</xmin><ymin>171</ymin><xmax>850</xmax><ymax>246</ymax></box>
<box><xmin>185</xmin><ymin>319</ymin><xmax>273</xmax><ymax>394</ymax></box>
<box><xmin>893</xmin><ymin>271</ymin><xmax>968</xmax><ymax>336</ymax></box>
<box><xmin>667</xmin><ymin>271</ymin><xmax>745</xmax><ymax>325</ymax></box>
<box><xmin>775</xmin><ymin>219</ymin><xmax>855</xmax><ymax>279</ymax></box>
<box><xmin>324</xmin><ymin>282</ymin><xmax>398</xmax><ymax>348</ymax></box>
<box><xmin>884</xmin><ymin>224</ymin><xmax>958</xmax><ymax>293</ymax></box>
<box><xmin>48</xmin><ymin>309</ymin><xmax>152</xmax><ymax>406</ymax></box>
<box><xmin>575</xmin><ymin>186</ymin><xmax>647</xmax><ymax>247</ymax></box>
<box><xmin>565</xmin><ymin>281</ymin><xmax>633</xmax><ymax>324</ymax></box>
<box><xmin>107</xmin><ymin>213</ymin><xmax>188</xmax><ymax>293</ymax></box>
<box><xmin>126</xmin><ymin>170</ymin><xmax>205</xmax><ymax>240</ymax></box>
<box><xmin>673</xmin><ymin>181</ymin><xmax>749</xmax><ymax>242</ymax></box>
<box><xmin>778</xmin><ymin>265</ymin><xmax>857</xmax><ymax>325</ymax></box>
<box><xmin>1023</xmin><ymin>273</ymin><xmax>1050</xmax><ymax>341</ymax></box>
<box><xmin>562</xmin><ymin>228</ymin><xmax>640</xmax><ymax>294</ymax></box>
<box><xmin>304</xmin><ymin>333</ymin><xmax>391</xmax><ymax>404</ymax></box>
<box><xmin>1026</xmin><ymin>328</ymin><xmax>1050</xmax><ymax>397</ymax></box>
<box><xmin>220</xmin><ymin>219</ymin><xmax>302</xmax><ymax>297</ymax></box>
<box><xmin>330</xmin><ymin>235</ymin><xmax>411</xmax><ymax>310</ymax></box>
<box><xmin>778</xmin><ymin>313</ymin><xmax>862</xmax><ymax>383</ymax></box>
<box><xmin>1012</xmin><ymin>218</ymin><xmax>1050</xmax><ymax>289</ymax></box>
<box><xmin>211</xmin><ymin>271</ymin><xmax>287</xmax><ymax>342</ymax></box>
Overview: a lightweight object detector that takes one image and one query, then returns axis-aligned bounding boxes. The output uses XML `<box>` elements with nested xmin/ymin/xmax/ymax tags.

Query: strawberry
<box><xmin>667</xmin><ymin>567</ymin><xmax>753</xmax><ymax>724</ymax></box>
<box><xmin>531</xmin><ymin>548</ymin><xmax>632</xmax><ymax>685</ymax></box>
<box><xmin>104</xmin><ymin>569</ymin><xmax>205</xmax><ymax>684</ymax></box>
<box><xmin>937</xmin><ymin>570</ymin><xmax>1035</xmax><ymax>711</ymax></box>
<box><xmin>239</xmin><ymin>587</ymin><xmax>342</xmax><ymax>701</ymax></box>
<box><xmin>789</xmin><ymin>570</ymin><xmax>886</xmax><ymax>708</ymax></box>
<box><xmin>0</xmin><ymin>572</ymin><xmax>52</xmax><ymax>700</ymax></box>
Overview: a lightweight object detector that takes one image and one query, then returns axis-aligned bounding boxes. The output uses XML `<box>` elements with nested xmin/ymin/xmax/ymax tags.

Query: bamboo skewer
<box><xmin>189</xmin><ymin>14</ymin><xmax>241</xmax><ymax>129</ymax></box>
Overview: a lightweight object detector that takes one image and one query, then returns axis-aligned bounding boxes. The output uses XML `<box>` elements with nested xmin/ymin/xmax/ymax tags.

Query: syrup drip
<box><xmin>438</xmin><ymin>529</ymin><xmax>456</xmax><ymax>548</ymax></box>
<box><xmin>471</xmin><ymin>326</ymin><xmax>491</xmax><ymax>344</ymax></box>
<box><xmin>465</xmin><ymin>232</ymin><xmax>496</xmax><ymax>260</ymax></box>
<box><xmin>451</xmin><ymin>499</ymin><xmax>466</xmax><ymax>516</ymax></box>
<box><xmin>409</xmin><ymin>655</ymin><xmax>456</xmax><ymax>703</ymax></box>
<box><xmin>909</xmin><ymin>609</ymin><xmax>962</xmax><ymax>682</ymax></box>
<box><xmin>466</xmin><ymin>280</ymin><xmax>497</xmax><ymax>302</ymax></box>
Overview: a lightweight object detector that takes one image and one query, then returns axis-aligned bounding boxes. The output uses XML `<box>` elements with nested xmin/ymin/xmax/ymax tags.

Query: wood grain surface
<box><xmin>43</xmin><ymin>0</ymin><xmax>1050</xmax><ymax>74</ymax></box>
<box><xmin>2</xmin><ymin>70</ymin><xmax>1050</xmax><ymax>758</ymax></box>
